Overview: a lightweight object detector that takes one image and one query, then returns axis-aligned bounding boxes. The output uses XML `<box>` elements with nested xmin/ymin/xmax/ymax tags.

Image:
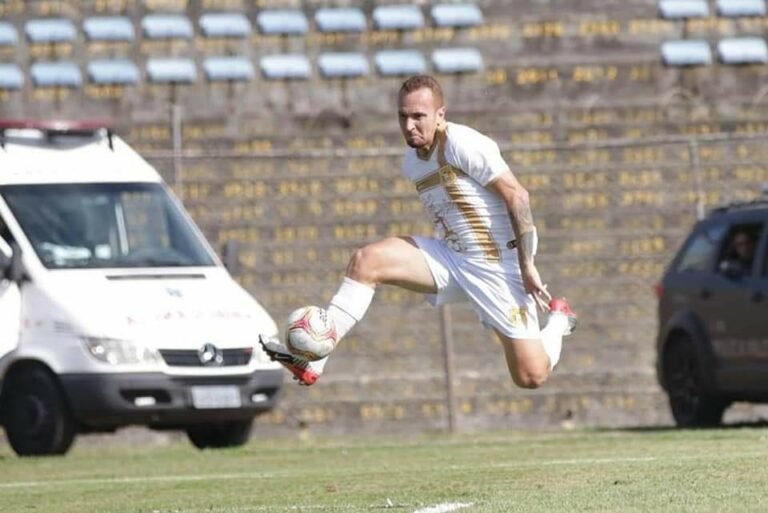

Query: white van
<box><xmin>0</xmin><ymin>120</ymin><xmax>283</xmax><ymax>456</ymax></box>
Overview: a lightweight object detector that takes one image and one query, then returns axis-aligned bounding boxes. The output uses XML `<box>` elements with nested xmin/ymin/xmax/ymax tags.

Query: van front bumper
<box><xmin>59</xmin><ymin>370</ymin><xmax>283</xmax><ymax>429</ymax></box>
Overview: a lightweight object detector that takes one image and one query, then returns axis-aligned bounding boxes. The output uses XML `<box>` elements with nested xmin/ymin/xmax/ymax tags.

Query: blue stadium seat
<box><xmin>375</xmin><ymin>50</ymin><xmax>427</xmax><ymax>76</ymax></box>
<box><xmin>83</xmin><ymin>17</ymin><xmax>135</xmax><ymax>42</ymax></box>
<box><xmin>658</xmin><ymin>0</ymin><xmax>709</xmax><ymax>19</ymax></box>
<box><xmin>257</xmin><ymin>10</ymin><xmax>309</xmax><ymax>35</ymax></box>
<box><xmin>203</xmin><ymin>56</ymin><xmax>254</xmax><ymax>82</ymax></box>
<box><xmin>25</xmin><ymin>19</ymin><xmax>77</xmax><ymax>44</ymax></box>
<box><xmin>0</xmin><ymin>64</ymin><xmax>23</xmax><ymax>90</ymax></box>
<box><xmin>0</xmin><ymin>22</ymin><xmax>18</xmax><ymax>46</ymax></box>
<box><xmin>260</xmin><ymin>54</ymin><xmax>311</xmax><ymax>80</ymax></box>
<box><xmin>146</xmin><ymin>58</ymin><xmax>197</xmax><ymax>84</ymax></box>
<box><xmin>30</xmin><ymin>62</ymin><xmax>82</xmax><ymax>88</ymax></box>
<box><xmin>141</xmin><ymin>14</ymin><xmax>194</xmax><ymax>40</ymax></box>
<box><xmin>716</xmin><ymin>0</ymin><xmax>766</xmax><ymax>17</ymax></box>
<box><xmin>372</xmin><ymin>5</ymin><xmax>425</xmax><ymax>31</ymax></box>
<box><xmin>318</xmin><ymin>52</ymin><xmax>369</xmax><ymax>78</ymax></box>
<box><xmin>717</xmin><ymin>37</ymin><xmax>768</xmax><ymax>64</ymax></box>
<box><xmin>314</xmin><ymin>7</ymin><xmax>366</xmax><ymax>33</ymax></box>
<box><xmin>430</xmin><ymin>4</ymin><xmax>484</xmax><ymax>28</ymax></box>
<box><xmin>431</xmin><ymin>48</ymin><xmax>483</xmax><ymax>73</ymax></box>
<box><xmin>661</xmin><ymin>40</ymin><xmax>712</xmax><ymax>66</ymax></box>
<box><xmin>87</xmin><ymin>60</ymin><xmax>140</xmax><ymax>85</ymax></box>
<box><xmin>199</xmin><ymin>13</ymin><xmax>252</xmax><ymax>38</ymax></box>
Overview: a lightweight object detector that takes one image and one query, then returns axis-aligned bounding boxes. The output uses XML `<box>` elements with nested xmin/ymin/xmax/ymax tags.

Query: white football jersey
<box><xmin>401</xmin><ymin>122</ymin><xmax>514</xmax><ymax>262</ymax></box>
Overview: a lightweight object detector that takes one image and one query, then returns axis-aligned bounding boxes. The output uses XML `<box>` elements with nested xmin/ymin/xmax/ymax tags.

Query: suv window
<box><xmin>717</xmin><ymin>223</ymin><xmax>762</xmax><ymax>277</ymax></box>
<box><xmin>675</xmin><ymin>224</ymin><xmax>727</xmax><ymax>272</ymax></box>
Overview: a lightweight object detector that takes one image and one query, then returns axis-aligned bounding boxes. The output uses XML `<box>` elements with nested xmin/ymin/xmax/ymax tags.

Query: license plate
<box><xmin>190</xmin><ymin>386</ymin><xmax>242</xmax><ymax>409</ymax></box>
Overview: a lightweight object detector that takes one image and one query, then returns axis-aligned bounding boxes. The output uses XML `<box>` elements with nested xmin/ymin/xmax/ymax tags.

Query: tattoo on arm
<box><xmin>508</xmin><ymin>191</ymin><xmax>536</xmax><ymax>265</ymax></box>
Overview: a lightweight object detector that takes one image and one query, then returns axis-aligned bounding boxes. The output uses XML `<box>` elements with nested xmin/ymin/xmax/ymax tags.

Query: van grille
<box><xmin>159</xmin><ymin>348</ymin><xmax>252</xmax><ymax>367</ymax></box>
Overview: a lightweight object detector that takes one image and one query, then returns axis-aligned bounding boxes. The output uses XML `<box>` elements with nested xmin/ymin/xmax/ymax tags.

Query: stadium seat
<box><xmin>717</xmin><ymin>37</ymin><xmax>768</xmax><ymax>64</ymax></box>
<box><xmin>716</xmin><ymin>0</ymin><xmax>766</xmax><ymax>17</ymax></box>
<box><xmin>256</xmin><ymin>10</ymin><xmax>309</xmax><ymax>35</ymax></box>
<box><xmin>314</xmin><ymin>7</ymin><xmax>366</xmax><ymax>33</ymax></box>
<box><xmin>431</xmin><ymin>48</ymin><xmax>483</xmax><ymax>73</ymax></box>
<box><xmin>372</xmin><ymin>5</ymin><xmax>425</xmax><ymax>31</ymax></box>
<box><xmin>317</xmin><ymin>52</ymin><xmax>369</xmax><ymax>78</ymax></box>
<box><xmin>658</xmin><ymin>0</ymin><xmax>709</xmax><ymax>19</ymax></box>
<box><xmin>83</xmin><ymin>17</ymin><xmax>135</xmax><ymax>42</ymax></box>
<box><xmin>0</xmin><ymin>22</ymin><xmax>18</xmax><ymax>46</ymax></box>
<box><xmin>375</xmin><ymin>50</ymin><xmax>427</xmax><ymax>76</ymax></box>
<box><xmin>0</xmin><ymin>63</ymin><xmax>23</xmax><ymax>90</ymax></box>
<box><xmin>199</xmin><ymin>13</ymin><xmax>252</xmax><ymax>38</ymax></box>
<box><xmin>141</xmin><ymin>14</ymin><xmax>194</xmax><ymax>40</ymax></box>
<box><xmin>25</xmin><ymin>19</ymin><xmax>77</xmax><ymax>44</ymax></box>
<box><xmin>661</xmin><ymin>40</ymin><xmax>712</xmax><ymax>66</ymax></box>
<box><xmin>30</xmin><ymin>61</ymin><xmax>82</xmax><ymax>87</ymax></box>
<box><xmin>203</xmin><ymin>56</ymin><xmax>254</xmax><ymax>82</ymax></box>
<box><xmin>260</xmin><ymin>54</ymin><xmax>311</xmax><ymax>80</ymax></box>
<box><xmin>430</xmin><ymin>4</ymin><xmax>484</xmax><ymax>28</ymax></box>
<box><xmin>146</xmin><ymin>58</ymin><xmax>197</xmax><ymax>84</ymax></box>
<box><xmin>87</xmin><ymin>59</ymin><xmax>140</xmax><ymax>85</ymax></box>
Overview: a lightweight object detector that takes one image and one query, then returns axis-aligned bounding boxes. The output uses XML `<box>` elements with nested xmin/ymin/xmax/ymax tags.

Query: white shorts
<box><xmin>414</xmin><ymin>236</ymin><xmax>541</xmax><ymax>339</ymax></box>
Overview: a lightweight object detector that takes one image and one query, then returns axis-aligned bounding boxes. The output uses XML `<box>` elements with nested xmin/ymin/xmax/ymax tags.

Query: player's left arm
<box><xmin>488</xmin><ymin>171</ymin><xmax>551</xmax><ymax>310</ymax></box>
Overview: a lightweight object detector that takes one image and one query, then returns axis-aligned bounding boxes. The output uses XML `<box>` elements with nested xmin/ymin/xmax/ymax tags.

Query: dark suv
<box><xmin>657</xmin><ymin>200</ymin><xmax>768</xmax><ymax>427</ymax></box>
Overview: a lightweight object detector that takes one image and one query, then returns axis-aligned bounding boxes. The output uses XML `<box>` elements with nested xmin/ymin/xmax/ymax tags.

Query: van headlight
<box><xmin>82</xmin><ymin>337</ymin><xmax>162</xmax><ymax>365</ymax></box>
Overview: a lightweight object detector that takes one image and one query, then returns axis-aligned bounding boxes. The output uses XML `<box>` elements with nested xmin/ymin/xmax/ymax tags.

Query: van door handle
<box><xmin>753</xmin><ymin>291</ymin><xmax>765</xmax><ymax>303</ymax></box>
<box><xmin>700</xmin><ymin>289</ymin><xmax>712</xmax><ymax>300</ymax></box>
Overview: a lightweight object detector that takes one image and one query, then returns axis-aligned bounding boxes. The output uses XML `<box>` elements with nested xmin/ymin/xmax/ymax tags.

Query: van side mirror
<box><xmin>221</xmin><ymin>240</ymin><xmax>239</xmax><ymax>273</ymax></box>
<box><xmin>719</xmin><ymin>259</ymin><xmax>747</xmax><ymax>279</ymax></box>
<box><xmin>0</xmin><ymin>240</ymin><xmax>26</xmax><ymax>283</ymax></box>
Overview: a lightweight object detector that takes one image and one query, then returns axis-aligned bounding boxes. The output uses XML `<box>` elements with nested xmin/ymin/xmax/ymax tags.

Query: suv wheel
<box><xmin>186</xmin><ymin>420</ymin><xmax>253</xmax><ymax>449</ymax></box>
<box><xmin>662</xmin><ymin>334</ymin><xmax>727</xmax><ymax>427</ymax></box>
<box><xmin>2</xmin><ymin>368</ymin><xmax>77</xmax><ymax>456</ymax></box>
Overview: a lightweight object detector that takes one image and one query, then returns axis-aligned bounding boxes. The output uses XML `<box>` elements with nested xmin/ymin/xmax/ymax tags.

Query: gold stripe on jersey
<box><xmin>440</xmin><ymin>166</ymin><xmax>502</xmax><ymax>263</ymax></box>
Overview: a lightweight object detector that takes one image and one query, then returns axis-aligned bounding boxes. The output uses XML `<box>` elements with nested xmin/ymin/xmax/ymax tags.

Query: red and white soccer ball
<box><xmin>285</xmin><ymin>306</ymin><xmax>338</xmax><ymax>361</ymax></box>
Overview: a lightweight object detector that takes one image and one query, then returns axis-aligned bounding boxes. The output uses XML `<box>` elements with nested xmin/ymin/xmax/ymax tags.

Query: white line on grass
<box><xmin>412</xmin><ymin>502</ymin><xmax>474</xmax><ymax>513</ymax></box>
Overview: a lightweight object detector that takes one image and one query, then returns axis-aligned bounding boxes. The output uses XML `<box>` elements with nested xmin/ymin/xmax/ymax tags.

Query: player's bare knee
<box><xmin>510</xmin><ymin>368</ymin><xmax>549</xmax><ymax>389</ymax></box>
<box><xmin>346</xmin><ymin>244</ymin><xmax>386</xmax><ymax>285</ymax></box>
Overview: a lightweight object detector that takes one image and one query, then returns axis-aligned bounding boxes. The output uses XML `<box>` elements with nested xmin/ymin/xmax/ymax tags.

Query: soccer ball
<box><xmin>285</xmin><ymin>306</ymin><xmax>338</xmax><ymax>361</ymax></box>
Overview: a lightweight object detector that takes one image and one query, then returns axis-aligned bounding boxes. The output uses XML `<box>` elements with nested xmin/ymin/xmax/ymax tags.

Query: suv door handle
<box><xmin>753</xmin><ymin>291</ymin><xmax>765</xmax><ymax>303</ymax></box>
<box><xmin>700</xmin><ymin>289</ymin><xmax>712</xmax><ymax>300</ymax></box>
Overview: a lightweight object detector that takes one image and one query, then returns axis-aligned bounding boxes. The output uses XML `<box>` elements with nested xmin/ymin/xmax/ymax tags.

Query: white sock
<box><xmin>540</xmin><ymin>313</ymin><xmax>569</xmax><ymax>370</ymax></box>
<box><xmin>327</xmin><ymin>277</ymin><xmax>375</xmax><ymax>341</ymax></box>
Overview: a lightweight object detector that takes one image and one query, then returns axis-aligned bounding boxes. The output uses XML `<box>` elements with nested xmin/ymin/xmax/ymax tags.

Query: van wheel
<box><xmin>662</xmin><ymin>334</ymin><xmax>727</xmax><ymax>427</ymax></box>
<box><xmin>186</xmin><ymin>420</ymin><xmax>253</xmax><ymax>449</ymax></box>
<box><xmin>3</xmin><ymin>368</ymin><xmax>76</xmax><ymax>456</ymax></box>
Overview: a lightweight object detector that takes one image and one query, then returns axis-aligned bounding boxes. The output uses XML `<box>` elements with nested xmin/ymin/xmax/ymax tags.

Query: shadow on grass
<box><xmin>599</xmin><ymin>419</ymin><xmax>768</xmax><ymax>433</ymax></box>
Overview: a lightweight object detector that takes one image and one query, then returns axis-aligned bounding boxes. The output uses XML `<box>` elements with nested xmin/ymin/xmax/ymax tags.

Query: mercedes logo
<box><xmin>198</xmin><ymin>343</ymin><xmax>223</xmax><ymax>366</ymax></box>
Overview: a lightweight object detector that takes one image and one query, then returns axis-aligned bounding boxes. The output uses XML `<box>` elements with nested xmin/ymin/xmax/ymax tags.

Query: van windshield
<box><xmin>1</xmin><ymin>182</ymin><xmax>216</xmax><ymax>269</ymax></box>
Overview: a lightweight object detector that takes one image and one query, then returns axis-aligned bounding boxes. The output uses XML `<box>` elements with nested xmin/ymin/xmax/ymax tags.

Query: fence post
<box><xmin>687</xmin><ymin>138</ymin><xmax>705</xmax><ymax>220</ymax></box>
<box><xmin>439</xmin><ymin>304</ymin><xmax>459</xmax><ymax>433</ymax></box>
<box><xmin>171</xmin><ymin>95</ymin><xmax>183</xmax><ymax>196</ymax></box>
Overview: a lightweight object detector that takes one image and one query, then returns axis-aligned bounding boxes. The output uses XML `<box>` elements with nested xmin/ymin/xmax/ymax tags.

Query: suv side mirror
<box><xmin>719</xmin><ymin>259</ymin><xmax>747</xmax><ymax>279</ymax></box>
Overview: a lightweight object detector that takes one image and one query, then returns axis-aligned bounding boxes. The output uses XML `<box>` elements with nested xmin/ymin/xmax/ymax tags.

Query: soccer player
<box><xmin>261</xmin><ymin>75</ymin><xmax>576</xmax><ymax>387</ymax></box>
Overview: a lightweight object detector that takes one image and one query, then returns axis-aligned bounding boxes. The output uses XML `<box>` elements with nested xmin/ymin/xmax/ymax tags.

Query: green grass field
<box><xmin>1</xmin><ymin>427</ymin><xmax>767</xmax><ymax>513</ymax></box>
